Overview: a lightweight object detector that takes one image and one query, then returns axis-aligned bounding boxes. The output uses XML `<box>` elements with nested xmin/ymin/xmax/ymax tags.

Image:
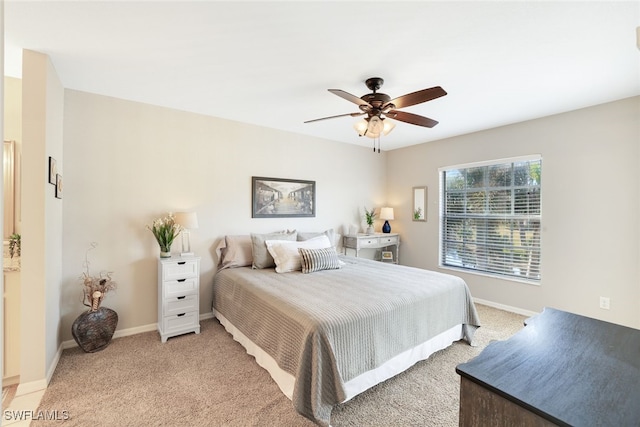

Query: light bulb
<box><xmin>368</xmin><ymin>116</ymin><xmax>384</xmax><ymax>134</ymax></box>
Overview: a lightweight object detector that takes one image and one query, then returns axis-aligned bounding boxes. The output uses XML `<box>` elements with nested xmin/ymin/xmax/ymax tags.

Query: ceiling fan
<box><xmin>305</xmin><ymin>77</ymin><xmax>447</xmax><ymax>150</ymax></box>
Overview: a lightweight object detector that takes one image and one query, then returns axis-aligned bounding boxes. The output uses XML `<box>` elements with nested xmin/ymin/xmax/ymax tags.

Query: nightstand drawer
<box><xmin>165</xmin><ymin>294</ymin><xmax>198</xmax><ymax>316</ymax></box>
<box><xmin>358</xmin><ymin>237</ymin><xmax>381</xmax><ymax>248</ymax></box>
<box><xmin>163</xmin><ymin>277</ymin><xmax>198</xmax><ymax>299</ymax></box>
<box><xmin>162</xmin><ymin>311</ymin><xmax>198</xmax><ymax>334</ymax></box>
<box><xmin>379</xmin><ymin>235</ymin><xmax>399</xmax><ymax>245</ymax></box>
<box><xmin>163</xmin><ymin>260</ymin><xmax>198</xmax><ymax>281</ymax></box>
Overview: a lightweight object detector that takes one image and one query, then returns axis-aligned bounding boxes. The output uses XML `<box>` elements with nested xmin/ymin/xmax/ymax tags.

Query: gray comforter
<box><xmin>212</xmin><ymin>256</ymin><xmax>480</xmax><ymax>425</ymax></box>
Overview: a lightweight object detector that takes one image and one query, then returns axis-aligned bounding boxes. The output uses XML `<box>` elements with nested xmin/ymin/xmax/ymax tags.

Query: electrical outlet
<box><xmin>599</xmin><ymin>297</ymin><xmax>610</xmax><ymax>310</ymax></box>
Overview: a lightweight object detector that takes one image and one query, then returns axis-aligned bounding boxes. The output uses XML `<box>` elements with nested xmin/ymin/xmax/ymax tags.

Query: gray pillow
<box><xmin>216</xmin><ymin>235</ymin><xmax>252</xmax><ymax>270</ymax></box>
<box><xmin>297</xmin><ymin>229</ymin><xmax>336</xmax><ymax>246</ymax></box>
<box><xmin>251</xmin><ymin>230</ymin><xmax>297</xmax><ymax>269</ymax></box>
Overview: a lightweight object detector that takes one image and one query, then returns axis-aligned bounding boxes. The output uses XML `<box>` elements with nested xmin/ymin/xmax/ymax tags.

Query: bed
<box><xmin>212</xmin><ymin>232</ymin><xmax>480</xmax><ymax>426</ymax></box>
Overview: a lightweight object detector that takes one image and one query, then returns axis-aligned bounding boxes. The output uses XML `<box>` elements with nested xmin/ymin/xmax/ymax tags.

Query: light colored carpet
<box><xmin>36</xmin><ymin>304</ymin><xmax>526</xmax><ymax>426</ymax></box>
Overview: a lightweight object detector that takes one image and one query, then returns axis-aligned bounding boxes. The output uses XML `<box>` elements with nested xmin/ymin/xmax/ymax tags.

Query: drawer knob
<box><xmin>178</xmin><ymin>261</ymin><xmax>186</xmax><ymax>265</ymax></box>
<box><xmin>177</xmin><ymin>313</ymin><xmax>186</xmax><ymax>317</ymax></box>
<box><xmin>177</xmin><ymin>296</ymin><xmax>186</xmax><ymax>300</ymax></box>
<box><xmin>177</xmin><ymin>279</ymin><xmax>186</xmax><ymax>282</ymax></box>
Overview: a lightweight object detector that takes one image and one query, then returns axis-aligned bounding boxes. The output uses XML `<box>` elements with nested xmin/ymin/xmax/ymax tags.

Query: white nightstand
<box><xmin>157</xmin><ymin>255</ymin><xmax>201</xmax><ymax>342</ymax></box>
<box><xmin>343</xmin><ymin>233</ymin><xmax>400</xmax><ymax>264</ymax></box>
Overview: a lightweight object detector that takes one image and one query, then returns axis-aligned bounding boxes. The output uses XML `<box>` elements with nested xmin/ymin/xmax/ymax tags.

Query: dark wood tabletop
<box><xmin>456</xmin><ymin>307</ymin><xmax>640</xmax><ymax>426</ymax></box>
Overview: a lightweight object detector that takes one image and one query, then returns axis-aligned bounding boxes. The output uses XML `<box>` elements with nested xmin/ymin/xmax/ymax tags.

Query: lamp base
<box><xmin>180</xmin><ymin>232</ymin><xmax>193</xmax><ymax>257</ymax></box>
<box><xmin>382</xmin><ymin>220</ymin><xmax>391</xmax><ymax>233</ymax></box>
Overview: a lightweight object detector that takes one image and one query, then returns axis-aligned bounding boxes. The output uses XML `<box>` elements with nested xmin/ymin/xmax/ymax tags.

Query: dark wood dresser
<box><xmin>456</xmin><ymin>307</ymin><xmax>640</xmax><ymax>426</ymax></box>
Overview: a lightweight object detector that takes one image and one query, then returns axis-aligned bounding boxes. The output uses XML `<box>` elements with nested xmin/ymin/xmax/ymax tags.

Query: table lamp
<box><xmin>174</xmin><ymin>212</ymin><xmax>199</xmax><ymax>256</ymax></box>
<box><xmin>380</xmin><ymin>207</ymin><xmax>394</xmax><ymax>233</ymax></box>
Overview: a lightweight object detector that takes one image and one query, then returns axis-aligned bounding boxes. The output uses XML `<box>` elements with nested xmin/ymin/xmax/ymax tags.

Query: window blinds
<box><xmin>440</xmin><ymin>156</ymin><xmax>542</xmax><ymax>282</ymax></box>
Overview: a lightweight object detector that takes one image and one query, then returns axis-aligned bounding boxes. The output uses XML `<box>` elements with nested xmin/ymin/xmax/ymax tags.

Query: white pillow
<box><xmin>265</xmin><ymin>235</ymin><xmax>332</xmax><ymax>273</ymax></box>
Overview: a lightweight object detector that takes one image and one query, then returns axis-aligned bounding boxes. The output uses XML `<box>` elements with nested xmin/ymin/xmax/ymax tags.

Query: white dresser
<box><xmin>157</xmin><ymin>256</ymin><xmax>201</xmax><ymax>342</ymax></box>
<box><xmin>343</xmin><ymin>233</ymin><xmax>400</xmax><ymax>264</ymax></box>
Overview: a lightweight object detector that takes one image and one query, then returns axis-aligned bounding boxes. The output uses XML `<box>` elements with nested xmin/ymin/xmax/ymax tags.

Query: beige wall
<box><xmin>4</xmin><ymin>77</ymin><xmax>21</xmax><ymax>142</ymax></box>
<box><xmin>387</xmin><ymin>96</ymin><xmax>640</xmax><ymax>328</ymax></box>
<box><xmin>61</xmin><ymin>89</ymin><xmax>388</xmax><ymax>341</ymax></box>
<box><xmin>20</xmin><ymin>50</ymin><xmax>64</xmax><ymax>391</ymax></box>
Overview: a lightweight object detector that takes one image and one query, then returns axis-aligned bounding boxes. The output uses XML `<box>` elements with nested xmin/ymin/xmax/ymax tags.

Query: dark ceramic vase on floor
<box><xmin>71</xmin><ymin>307</ymin><xmax>118</xmax><ymax>353</ymax></box>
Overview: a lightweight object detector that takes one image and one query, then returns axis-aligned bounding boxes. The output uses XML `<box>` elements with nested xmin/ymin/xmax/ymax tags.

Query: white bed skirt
<box><xmin>214</xmin><ymin>309</ymin><xmax>463</xmax><ymax>403</ymax></box>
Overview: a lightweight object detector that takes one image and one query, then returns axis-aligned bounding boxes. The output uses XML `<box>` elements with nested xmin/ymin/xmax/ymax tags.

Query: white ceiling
<box><xmin>5</xmin><ymin>1</ymin><xmax>640</xmax><ymax>151</ymax></box>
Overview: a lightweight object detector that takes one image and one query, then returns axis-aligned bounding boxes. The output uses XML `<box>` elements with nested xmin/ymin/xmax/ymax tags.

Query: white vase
<box><xmin>160</xmin><ymin>250</ymin><xmax>171</xmax><ymax>258</ymax></box>
<box><xmin>366</xmin><ymin>226</ymin><xmax>374</xmax><ymax>235</ymax></box>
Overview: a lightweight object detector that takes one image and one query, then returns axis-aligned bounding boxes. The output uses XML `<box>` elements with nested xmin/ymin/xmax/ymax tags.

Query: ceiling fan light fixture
<box><xmin>382</xmin><ymin>119</ymin><xmax>395</xmax><ymax>135</ymax></box>
<box><xmin>308</xmin><ymin>77</ymin><xmax>445</xmax><ymax>138</ymax></box>
<box><xmin>354</xmin><ymin>119</ymin><xmax>369</xmax><ymax>136</ymax></box>
<box><xmin>354</xmin><ymin>117</ymin><xmax>395</xmax><ymax>139</ymax></box>
<box><xmin>367</xmin><ymin>116</ymin><xmax>384</xmax><ymax>135</ymax></box>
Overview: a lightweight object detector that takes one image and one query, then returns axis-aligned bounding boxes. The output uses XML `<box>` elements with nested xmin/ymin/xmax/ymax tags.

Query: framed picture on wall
<box><xmin>49</xmin><ymin>157</ymin><xmax>57</xmax><ymax>185</ymax></box>
<box><xmin>252</xmin><ymin>176</ymin><xmax>315</xmax><ymax>218</ymax></box>
<box><xmin>55</xmin><ymin>174</ymin><xmax>63</xmax><ymax>199</ymax></box>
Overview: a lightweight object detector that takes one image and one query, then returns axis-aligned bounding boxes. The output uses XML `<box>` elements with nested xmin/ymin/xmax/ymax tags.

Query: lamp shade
<box><xmin>354</xmin><ymin>118</ymin><xmax>396</xmax><ymax>139</ymax></box>
<box><xmin>380</xmin><ymin>207</ymin><xmax>394</xmax><ymax>220</ymax></box>
<box><xmin>174</xmin><ymin>212</ymin><xmax>199</xmax><ymax>229</ymax></box>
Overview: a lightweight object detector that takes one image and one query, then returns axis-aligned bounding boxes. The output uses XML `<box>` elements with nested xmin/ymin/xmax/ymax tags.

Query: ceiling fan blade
<box><xmin>328</xmin><ymin>89</ymin><xmax>372</xmax><ymax>107</ymax></box>
<box><xmin>387</xmin><ymin>110</ymin><xmax>439</xmax><ymax>128</ymax></box>
<box><xmin>304</xmin><ymin>112</ymin><xmax>364</xmax><ymax>123</ymax></box>
<box><xmin>386</xmin><ymin>86</ymin><xmax>447</xmax><ymax>109</ymax></box>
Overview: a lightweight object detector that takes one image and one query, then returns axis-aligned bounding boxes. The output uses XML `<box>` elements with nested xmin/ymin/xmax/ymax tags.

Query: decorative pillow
<box><xmin>216</xmin><ymin>235</ymin><xmax>252</xmax><ymax>270</ymax></box>
<box><xmin>265</xmin><ymin>235</ymin><xmax>332</xmax><ymax>273</ymax></box>
<box><xmin>299</xmin><ymin>247</ymin><xmax>344</xmax><ymax>274</ymax></box>
<box><xmin>297</xmin><ymin>229</ymin><xmax>337</xmax><ymax>247</ymax></box>
<box><xmin>251</xmin><ymin>230</ymin><xmax>297</xmax><ymax>269</ymax></box>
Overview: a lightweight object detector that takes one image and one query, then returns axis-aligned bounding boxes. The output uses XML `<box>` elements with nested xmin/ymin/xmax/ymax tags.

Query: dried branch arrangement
<box><xmin>80</xmin><ymin>242</ymin><xmax>117</xmax><ymax>310</ymax></box>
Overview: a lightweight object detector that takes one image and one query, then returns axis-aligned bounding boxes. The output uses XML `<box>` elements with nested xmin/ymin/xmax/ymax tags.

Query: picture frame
<box><xmin>252</xmin><ymin>176</ymin><xmax>315</xmax><ymax>218</ymax></box>
<box><xmin>413</xmin><ymin>186</ymin><xmax>427</xmax><ymax>221</ymax></box>
<box><xmin>381</xmin><ymin>251</ymin><xmax>394</xmax><ymax>261</ymax></box>
<box><xmin>55</xmin><ymin>174</ymin><xmax>63</xmax><ymax>199</ymax></box>
<box><xmin>49</xmin><ymin>157</ymin><xmax>57</xmax><ymax>185</ymax></box>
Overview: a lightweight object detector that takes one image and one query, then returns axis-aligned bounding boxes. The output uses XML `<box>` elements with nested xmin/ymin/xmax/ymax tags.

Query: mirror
<box><xmin>4</xmin><ymin>140</ymin><xmax>21</xmax><ymax>240</ymax></box>
<box><xmin>413</xmin><ymin>186</ymin><xmax>427</xmax><ymax>221</ymax></box>
<box><xmin>4</xmin><ymin>141</ymin><xmax>16</xmax><ymax>238</ymax></box>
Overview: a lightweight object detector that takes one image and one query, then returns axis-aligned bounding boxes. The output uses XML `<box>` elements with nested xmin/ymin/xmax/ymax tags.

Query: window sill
<box><xmin>439</xmin><ymin>265</ymin><xmax>541</xmax><ymax>286</ymax></box>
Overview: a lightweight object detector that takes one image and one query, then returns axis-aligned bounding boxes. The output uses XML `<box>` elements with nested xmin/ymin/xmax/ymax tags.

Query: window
<box><xmin>440</xmin><ymin>156</ymin><xmax>541</xmax><ymax>282</ymax></box>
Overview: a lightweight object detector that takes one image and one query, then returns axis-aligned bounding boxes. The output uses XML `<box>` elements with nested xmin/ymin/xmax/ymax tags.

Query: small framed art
<box><xmin>49</xmin><ymin>157</ymin><xmax>57</xmax><ymax>185</ymax></box>
<box><xmin>381</xmin><ymin>251</ymin><xmax>394</xmax><ymax>262</ymax></box>
<box><xmin>55</xmin><ymin>174</ymin><xmax>63</xmax><ymax>199</ymax></box>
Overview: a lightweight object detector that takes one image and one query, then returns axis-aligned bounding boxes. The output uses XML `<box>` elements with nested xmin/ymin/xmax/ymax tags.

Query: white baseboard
<box><xmin>61</xmin><ymin>311</ymin><xmax>215</xmax><ymax>350</ymax></box>
<box><xmin>16</xmin><ymin>378</ymin><xmax>48</xmax><ymax>397</ymax></box>
<box><xmin>200</xmin><ymin>311</ymin><xmax>214</xmax><ymax>321</ymax></box>
<box><xmin>2</xmin><ymin>375</ymin><xmax>19</xmax><ymax>386</ymax></box>
<box><xmin>62</xmin><ymin>323</ymin><xmax>157</xmax><ymax>350</ymax></box>
<box><xmin>47</xmin><ymin>343</ymin><xmax>63</xmax><ymax>384</ymax></box>
<box><xmin>473</xmin><ymin>297</ymin><xmax>539</xmax><ymax>318</ymax></box>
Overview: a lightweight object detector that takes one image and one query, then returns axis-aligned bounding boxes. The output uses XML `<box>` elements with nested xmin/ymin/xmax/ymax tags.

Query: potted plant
<box><xmin>71</xmin><ymin>243</ymin><xmax>119</xmax><ymax>353</ymax></box>
<box><xmin>414</xmin><ymin>207</ymin><xmax>423</xmax><ymax>220</ymax></box>
<box><xmin>147</xmin><ymin>213</ymin><xmax>183</xmax><ymax>258</ymax></box>
<box><xmin>8</xmin><ymin>233</ymin><xmax>20</xmax><ymax>258</ymax></box>
<box><xmin>364</xmin><ymin>207</ymin><xmax>376</xmax><ymax>235</ymax></box>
